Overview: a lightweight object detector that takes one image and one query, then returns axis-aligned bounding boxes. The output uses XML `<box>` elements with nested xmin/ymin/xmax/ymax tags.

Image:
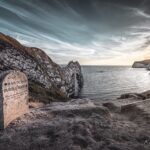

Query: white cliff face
<box><xmin>62</xmin><ymin>61</ymin><xmax>83</xmax><ymax>98</ymax></box>
<box><xmin>147</xmin><ymin>64</ymin><xmax>150</xmax><ymax>70</ymax></box>
<box><xmin>132</xmin><ymin>62</ymin><xmax>147</xmax><ymax>68</ymax></box>
<box><xmin>0</xmin><ymin>33</ymin><xmax>83</xmax><ymax>101</ymax></box>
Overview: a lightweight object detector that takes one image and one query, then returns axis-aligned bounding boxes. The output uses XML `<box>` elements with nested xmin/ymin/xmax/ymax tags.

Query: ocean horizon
<box><xmin>80</xmin><ymin>66</ymin><xmax>150</xmax><ymax>101</ymax></box>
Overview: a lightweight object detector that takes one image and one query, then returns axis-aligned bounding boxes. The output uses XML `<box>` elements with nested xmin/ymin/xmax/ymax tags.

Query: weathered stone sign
<box><xmin>0</xmin><ymin>71</ymin><xmax>28</xmax><ymax>129</ymax></box>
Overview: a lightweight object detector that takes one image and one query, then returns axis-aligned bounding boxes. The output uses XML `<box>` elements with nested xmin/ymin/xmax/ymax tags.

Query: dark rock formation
<box><xmin>0</xmin><ymin>32</ymin><xmax>83</xmax><ymax>102</ymax></box>
<box><xmin>118</xmin><ymin>90</ymin><xmax>150</xmax><ymax>100</ymax></box>
<box><xmin>132</xmin><ymin>59</ymin><xmax>150</xmax><ymax>68</ymax></box>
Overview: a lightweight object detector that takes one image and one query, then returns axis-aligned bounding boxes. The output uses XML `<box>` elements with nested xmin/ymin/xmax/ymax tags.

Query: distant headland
<box><xmin>132</xmin><ymin>59</ymin><xmax>150</xmax><ymax>70</ymax></box>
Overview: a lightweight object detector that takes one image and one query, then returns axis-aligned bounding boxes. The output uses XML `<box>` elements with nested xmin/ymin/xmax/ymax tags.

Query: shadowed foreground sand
<box><xmin>0</xmin><ymin>98</ymin><xmax>150</xmax><ymax>150</ymax></box>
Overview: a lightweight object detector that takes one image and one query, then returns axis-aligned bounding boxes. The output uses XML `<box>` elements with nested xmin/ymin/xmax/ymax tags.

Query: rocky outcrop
<box><xmin>118</xmin><ymin>90</ymin><xmax>150</xmax><ymax>100</ymax></box>
<box><xmin>132</xmin><ymin>62</ymin><xmax>147</xmax><ymax>68</ymax></box>
<box><xmin>132</xmin><ymin>59</ymin><xmax>150</xmax><ymax>68</ymax></box>
<box><xmin>0</xmin><ymin>32</ymin><xmax>83</xmax><ymax>101</ymax></box>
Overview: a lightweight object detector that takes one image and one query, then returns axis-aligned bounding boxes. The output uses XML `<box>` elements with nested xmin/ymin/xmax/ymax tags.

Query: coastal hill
<box><xmin>132</xmin><ymin>59</ymin><xmax>150</xmax><ymax>69</ymax></box>
<box><xmin>0</xmin><ymin>33</ymin><xmax>83</xmax><ymax>102</ymax></box>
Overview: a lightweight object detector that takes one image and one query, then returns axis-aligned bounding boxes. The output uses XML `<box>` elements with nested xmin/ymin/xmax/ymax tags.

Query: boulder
<box><xmin>0</xmin><ymin>32</ymin><xmax>83</xmax><ymax>102</ymax></box>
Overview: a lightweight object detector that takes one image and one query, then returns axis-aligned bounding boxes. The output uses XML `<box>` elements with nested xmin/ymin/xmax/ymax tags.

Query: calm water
<box><xmin>80</xmin><ymin>66</ymin><xmax>150</xmax><ymax>100</ymax></box>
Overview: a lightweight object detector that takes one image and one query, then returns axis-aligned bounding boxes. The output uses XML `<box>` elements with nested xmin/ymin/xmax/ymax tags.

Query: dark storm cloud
<box><xmin>0</xmin><ymin>0</ymin><xmax>150</xmax><ymax>64</ymax></box>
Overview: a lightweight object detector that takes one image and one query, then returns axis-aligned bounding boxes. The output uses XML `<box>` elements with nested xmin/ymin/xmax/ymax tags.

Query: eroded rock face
<box><xmin>0</xmin><ymin>33</ymin><xmax>83</xmax><ymax>101</ymax></box>
<box><xmin>132</xmin><ymin>59</ymin><xmax>150</xmax><ymax>68</ymax></box>
<box><xmin>132</xmin><ymin>62</ymin><xmax>147</xmax><ymax>68</ymax></box>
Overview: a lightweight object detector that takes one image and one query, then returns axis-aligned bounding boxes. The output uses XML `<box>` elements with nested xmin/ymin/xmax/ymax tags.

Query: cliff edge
<box><xmin>0</xmin><ymin>32</ymin><xmax>83</xmax><ymax>102</ymax></box>
<box><xmin>132</xmin><ymin>59</ymin><xmax>150</xmax><ymax>69</ymax></box>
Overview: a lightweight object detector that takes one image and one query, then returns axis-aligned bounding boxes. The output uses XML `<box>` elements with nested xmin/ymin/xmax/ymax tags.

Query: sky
<box><xmin>0</xmin><ymin>0</ymin><xmax>150</xmax><ymax>65</ymax></box>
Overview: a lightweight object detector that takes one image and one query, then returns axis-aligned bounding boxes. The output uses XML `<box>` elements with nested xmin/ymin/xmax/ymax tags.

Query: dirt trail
<box><xmin>0</xmin><ymin>98</ymin><xmax>150</xmax><ymax>150</ymax></box>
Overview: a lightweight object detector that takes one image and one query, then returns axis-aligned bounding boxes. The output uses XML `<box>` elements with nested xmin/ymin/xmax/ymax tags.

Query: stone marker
<box><xmin>0</xmin><ymin>71</ymin><xmax>28</xmax><ymax>129</ymax></box>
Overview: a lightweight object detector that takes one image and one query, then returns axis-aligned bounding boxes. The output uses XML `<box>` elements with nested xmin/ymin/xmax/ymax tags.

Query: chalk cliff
<box><xmin>0</xmin><ymin>33</ymin><xmax>83</xmax><ymax>101</ymax></box>
<box><xmin>132</xmin><ymin>59</ymin><xmax>150</xmax><ymax>68</ymax></box>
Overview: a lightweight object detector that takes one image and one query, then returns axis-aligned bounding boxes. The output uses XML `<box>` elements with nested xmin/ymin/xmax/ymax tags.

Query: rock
<box><xmin>132</xmin><ymin>59</ymin><xmax>150</xmax><ymax>68</ymax></box>
<box><xmin>0</xmin><ymin>32</ymin><xmax>83</xmax><ymax>102</ymax></box>
<box><xmin>147</xmin><ymin>64</ymin><xmax>150</xmax><ymax>70</ymax></box>
<box><xmin>48</xmin><ymin>98</ymin><xmax>111</xmax><ymax>118</ymax></box>
<box><xmin>118</xmin><ymin>93</ymin><xmax>146</xmax><ymax>100</ymax></box>
<box><xmin>140</xmin><ymin>90</ymin><xmax>150</xmax><ymax>99</ymax></box>
<box><xmin>103</xmin><ymin>102</ymin><xmax>120</xmax><ymax>112</ymax></box>
<box><xmin>118</xmin><ymin>90</ymin><xmax>150</xmax><ymax>100</ymax></box>
<box><xmin>132</xmin><ymin>62</ymin><xmax>147</xmax><ymax>68</ymax></box>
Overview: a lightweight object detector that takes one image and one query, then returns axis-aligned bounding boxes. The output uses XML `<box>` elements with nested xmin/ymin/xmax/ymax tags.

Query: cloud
<box><xmin>0</xmin><ymin>0</ymin><xmax>150</xmax><ymax>65</ymax></box>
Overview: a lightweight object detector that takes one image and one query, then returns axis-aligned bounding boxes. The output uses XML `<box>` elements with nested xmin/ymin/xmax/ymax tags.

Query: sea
<box><xmin>80</xmin><ymin>66</ymin><xmax>150</xmax><ymax>101</ymax></box>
